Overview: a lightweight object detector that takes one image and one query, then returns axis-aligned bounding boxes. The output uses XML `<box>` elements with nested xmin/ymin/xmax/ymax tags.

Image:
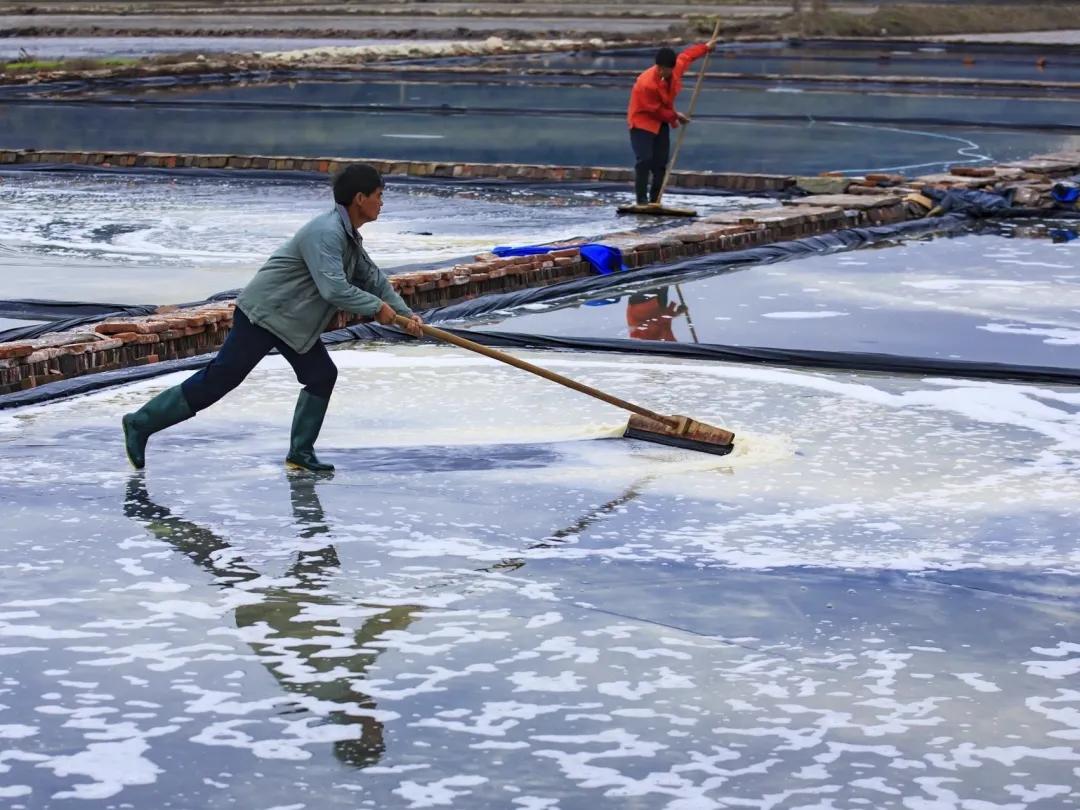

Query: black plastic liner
<box><xmin>6</xmin><ymin>211</ymin><xmax>1079</xmax><ymax>411</ymax></box>
<box><xmin>0</xmin><ymin>299</ymin><xmax>157</xmax><ymax>321</ymax></box>
<box><xmin>0</xmin><ymin>306</ymin><xmax>160</xmax><ymax>343</ymax></box>
<box><xmin>0</xmin><ymin>352</ymin><xmax>216</xmax><ymax>410</ymax></box>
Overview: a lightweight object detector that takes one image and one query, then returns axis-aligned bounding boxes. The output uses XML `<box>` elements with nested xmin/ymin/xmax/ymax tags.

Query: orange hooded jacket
<box><xmin>627</xmin><ymin>43</ymin><xmax>710</xmax><ymax>134</ymax></box>
<box><xmin>627</xmin><ymin>295</ymin><xmax>679</xmax><ymax>342</ymax></box>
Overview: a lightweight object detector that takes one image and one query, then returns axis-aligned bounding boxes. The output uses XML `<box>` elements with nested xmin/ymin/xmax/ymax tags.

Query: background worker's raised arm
<box><xmin>673</xmin><ymin>42</ymin><xmax>711</xmax><ymax>82</ymax></box>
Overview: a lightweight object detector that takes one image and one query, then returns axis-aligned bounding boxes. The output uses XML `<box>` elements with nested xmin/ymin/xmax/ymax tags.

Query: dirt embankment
<box><xmin>0</xmin><ymin>35</ymin><xmax>635</xmax><ymax>85</ymax></box>
<box><xmin>688</xmin><ymin>3</ymin><xmax>1080</xmax><ymax>38</ymax></box>
<box><xmin>0</xmin><ymin>19</ymin><xmax>664</xmax><ymax>39</ymax></box>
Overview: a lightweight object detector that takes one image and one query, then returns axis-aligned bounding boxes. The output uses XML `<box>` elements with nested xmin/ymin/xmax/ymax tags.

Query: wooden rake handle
<box><xmin>392</xmin><ymin>315</ymin><xmax>676</xmax><ymax>427</ymax></box>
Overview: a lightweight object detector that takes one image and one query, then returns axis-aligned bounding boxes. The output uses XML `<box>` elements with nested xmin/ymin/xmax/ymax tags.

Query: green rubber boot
<box><xmin>122</xmin><ymin>386</ymin><xmax>194</xmax><ymax>469</ymax></box>
<box><xmin>286</xmin><ymin>391</ymin><xmax>336</xmax><ymax>473</ymax></box>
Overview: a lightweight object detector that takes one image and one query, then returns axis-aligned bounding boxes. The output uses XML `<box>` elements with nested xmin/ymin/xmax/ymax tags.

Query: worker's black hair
<box><xmin>332</xmin><ymin>163</ymin><xmax>383</xmax><ymax>205</ymax></box>
<box><xmin>655</xmin><ymin>47</ymin><xmax>677</xmax><ymax>68</ymax></box>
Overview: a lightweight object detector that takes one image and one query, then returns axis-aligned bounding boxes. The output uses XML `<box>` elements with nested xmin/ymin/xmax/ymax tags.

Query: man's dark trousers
<box><xmin>180</xmin><ymin>307</ymin><xmax>337</xmax><ymax>412</ymax></box>
<box><xmin>630</xmin><ymin>124</ymin><xmax>671</xmax><ymax>204</ymax></box>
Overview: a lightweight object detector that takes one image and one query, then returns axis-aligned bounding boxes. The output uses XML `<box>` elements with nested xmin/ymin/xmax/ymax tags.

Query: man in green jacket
<box><xmin>122</xmin><ymin>163</ymin><xmax>423</xmax><ymax>473</ymax></box>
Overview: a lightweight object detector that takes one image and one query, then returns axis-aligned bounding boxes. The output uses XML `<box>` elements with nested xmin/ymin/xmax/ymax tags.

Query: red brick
<box><xmin>0</xmin><ymin>343</ymin><xmax>34</xmax><ymax>360</ymax></box>
<box><xmin>95</xmin><ymin>321</ymin><xmax>150</xmax><ymax>335</ymax></box>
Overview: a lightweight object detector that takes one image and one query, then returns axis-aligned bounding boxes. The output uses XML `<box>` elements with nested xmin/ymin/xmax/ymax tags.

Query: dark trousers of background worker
<box><xmin>630</xmin><ymin>124</ymin><xmax>670</xmax><ymax>205</ymax></box>
<box><xmin>181</xmin><ymin>307</ymin><xmax>337</xmax><ymax>411</ymax></box>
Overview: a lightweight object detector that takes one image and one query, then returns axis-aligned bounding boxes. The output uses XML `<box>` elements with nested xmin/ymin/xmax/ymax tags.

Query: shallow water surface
<box><xmin>3</xmin><ymin>90</ymin><xmax>1076</xmax><ymax>177</ymax></box>
<box><xmin>0</xmin><ymin>346</ymin><xmax>1078</xmax><ymax>807</ymax></box>
<box><xmin>0</xmin><ymin>172</ymin><xmax>757</xmax><ymax>307</ymax></box>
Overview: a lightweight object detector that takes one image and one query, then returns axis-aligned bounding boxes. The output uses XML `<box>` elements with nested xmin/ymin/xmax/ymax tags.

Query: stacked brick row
<box><xmin>0</xmin><ymin>149</ymin><xmax>795</xmax><ymax>193</ymax></box>
<box><xmin>0</xmin><ymin>306</ymin><xmax>234</xmax><ymax>395</ymax></box>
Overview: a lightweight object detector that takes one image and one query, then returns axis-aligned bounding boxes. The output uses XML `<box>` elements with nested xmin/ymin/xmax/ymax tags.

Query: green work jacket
<box><xmin>237</xmin><ymin>205</ymin><xmax>412</xmax><ymax>353</ymax></box>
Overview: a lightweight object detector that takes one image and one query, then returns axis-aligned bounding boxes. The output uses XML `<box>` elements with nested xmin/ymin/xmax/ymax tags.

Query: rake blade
<box><xmin>623</xmin><ymin>414</ymin><xmax>735</xmax><ymax>456</ymax></box>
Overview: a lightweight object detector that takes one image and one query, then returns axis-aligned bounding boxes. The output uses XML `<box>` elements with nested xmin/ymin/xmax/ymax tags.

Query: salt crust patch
<box><xmin>0</xmin><ymin>725</ymin><xmax>37</xmax><ymax>739</ymax></box>
<box><xmin>1025</xmin><ymin>642</ymin><xmax>1080</xmax><ymax>680</ymax></box>
<box><xmin>952</xmin><ymin>672</ymin><xmax>1001</xmax><ymax>693</ymax></box>
<box><xmin>760</xmin><ymin>310</ymin><xmax>848</xmax><ymax>319</ymax></box>
<box><xmin>44</xmin><ymin>737</ymin><xmax>161</xmax><ymax>800</ymax></box>
<box><xmin>903</xmin><ymin>278</ymin><xmax>1042</xmax><ymax>291</ymax></box>
<box><xmin>24</xmin><ymin>349</ymin><xmax>1080</xmax><ymax>457</ymax></box>
<box><xmin>979</xmin><ymin>322</ymin><xmax>1080</xmax><ymax>346</ymax></box>
<box><xmin>392</xmin><ymin>774</ymin><xmax>488</xmax><ymax>809</ymax></box>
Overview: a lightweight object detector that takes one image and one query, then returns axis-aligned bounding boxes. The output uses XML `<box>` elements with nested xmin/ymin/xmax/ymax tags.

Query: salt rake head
<box><xmin>623</xmin><ymin>414</ymin><xmax>735</xmax><ymax>457</ymax></box>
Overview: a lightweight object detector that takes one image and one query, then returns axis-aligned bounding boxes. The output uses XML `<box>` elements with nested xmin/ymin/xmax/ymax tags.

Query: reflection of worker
<box><xmin>124</xmin><ymin>473</ymin><xmax>418</xmax><ymax>768</ymax></box>
<box><xmin>123</xmin><ymin>164</ymin><xmax>424</xmax><ymax>473</ymax></box>
<box><xmin>627</xmin><ymin>39</ymin><xmax>716</xmax><ymax>206</ymax></box>
<box><xmin>626</xmin><ymin>287</ymin><xmax>686</xmax><ymax>342</ymax></box>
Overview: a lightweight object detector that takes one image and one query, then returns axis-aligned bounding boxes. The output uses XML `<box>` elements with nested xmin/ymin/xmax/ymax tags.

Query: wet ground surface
<box><xmin>1</xmin><ymin>344</ymin><xmax>1078</xmax><ymax>808</ymax></box>
<box><xmin>470</xmin><ymin>224</ymin><xmax>1080</xmax><ymax>370</ymax></box>
<box><xmin>0</xmin><ymin>172</ymin><xmax>762</xmax><ymax>308</ymax></box>
<box><xmin>1</xmin><ymin>159</ymin><xmax>1078</xmax><ymax>807</ymax></box>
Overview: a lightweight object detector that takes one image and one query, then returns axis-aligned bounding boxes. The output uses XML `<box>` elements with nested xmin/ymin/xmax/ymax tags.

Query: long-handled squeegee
<box><xmin>395</xmin><ymin>315</ymin><xmax>735</xmax><ymax>456</ymax></box>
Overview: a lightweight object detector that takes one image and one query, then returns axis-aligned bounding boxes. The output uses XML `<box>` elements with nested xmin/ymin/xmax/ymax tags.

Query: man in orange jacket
<box><xmin>627</xmin><ymin>39</ymin><xmax>716</xmax><ymax>205</ymax></box>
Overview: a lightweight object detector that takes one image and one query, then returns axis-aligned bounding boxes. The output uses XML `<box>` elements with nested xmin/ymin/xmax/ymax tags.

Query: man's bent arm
<box><xmin>299</xmin><ymin>230</ymin><xmax>385</xmax><ymax>317</ymax></box>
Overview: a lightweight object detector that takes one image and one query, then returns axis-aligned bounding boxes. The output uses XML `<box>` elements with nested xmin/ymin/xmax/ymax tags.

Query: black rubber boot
<box><xmin>649</xmin><ymin>168</ymin><xmax>667</xmax><ymax>204</ymax></box>
<box><xmin>634</xmin><ymin>164</ymin><xmax>650</xmax><ymax>205</ymax></box>
<box><xmin>122</xmin><ymin>386</ymin><xmax>194</xmax><ymax>469</ymax></box>
<box><xmin>286</xmin><ymin>391</ymin><xmax>336</xmax><ymax>473</ymax></box>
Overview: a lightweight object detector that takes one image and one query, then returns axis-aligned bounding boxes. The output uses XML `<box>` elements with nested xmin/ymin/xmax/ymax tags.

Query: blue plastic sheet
<box><xmin>493</xmin><ymin>243</ymin><xmax>626</xmax><ymax>275</ymax></box>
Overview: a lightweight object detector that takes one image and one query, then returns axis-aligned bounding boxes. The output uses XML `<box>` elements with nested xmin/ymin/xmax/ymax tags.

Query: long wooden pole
<box><xmin>674</xmin><ymin>284</ymin><xmax>699</xmax><ymax>343</ymax></box>
<box><xmin>393</xmin><ymin>315</ymin><xmax>680</xmax><ymax>428</ymax></box>
<box><xmin>655</xmin><ymin>16</ymin><xmax>722</xmax><ymax>206</ymax></box>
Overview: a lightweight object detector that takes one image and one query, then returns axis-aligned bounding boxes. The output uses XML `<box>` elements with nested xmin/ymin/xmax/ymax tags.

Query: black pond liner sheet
<box><xmin>6</xmin><ymin>211</ymin><xmax>1080</xmax><ymax>411</ymax></box>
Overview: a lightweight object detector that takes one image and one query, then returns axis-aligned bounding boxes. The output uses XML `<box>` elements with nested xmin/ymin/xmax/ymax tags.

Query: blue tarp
<box><xmin>493</xmin><ymin>243</ymin><xmax>627</xmax><ymax>275</ymax></box>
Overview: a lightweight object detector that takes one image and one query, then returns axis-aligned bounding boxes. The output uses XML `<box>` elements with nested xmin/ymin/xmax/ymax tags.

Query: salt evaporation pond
<box><xmin>1</xmin><ymin>343</ymin><xmax>1078</xmax><ymax>807</ymax></box>
<box><xmin>0</xmin><ymin>172</ymin><xmax>757</xmax><ymax>307</ymax></box>
<box><xmin>472</xmin><ymin>224</ymin><xmax>1080</xmax><ymax>371</ymax></box>
<box><xmin>5</xmin><ymin>82</ymin><xmax>1078</xmax><ymax>175</ymax></box>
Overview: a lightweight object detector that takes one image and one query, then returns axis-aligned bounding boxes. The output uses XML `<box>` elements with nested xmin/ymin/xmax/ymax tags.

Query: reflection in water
<box><xmin>420</xmin><ymin>478</ymin><xmax>649</xmax><ymax>588</ymax></box>
<box><xmin>626</xmin><ymin>285</ymin><xmax>686</xmax><ymax>342</ymax></box>
<box><xmin>123</xmin><ymin>473</ymin><xmax>419</xmax><ymax>769</ymax></box>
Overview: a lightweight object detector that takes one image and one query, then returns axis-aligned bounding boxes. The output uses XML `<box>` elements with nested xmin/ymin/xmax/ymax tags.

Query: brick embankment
<box><xmin>1</xmin><ymin>149</ymin><xmax>1077</xmax><ymax>398</ymax></box>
